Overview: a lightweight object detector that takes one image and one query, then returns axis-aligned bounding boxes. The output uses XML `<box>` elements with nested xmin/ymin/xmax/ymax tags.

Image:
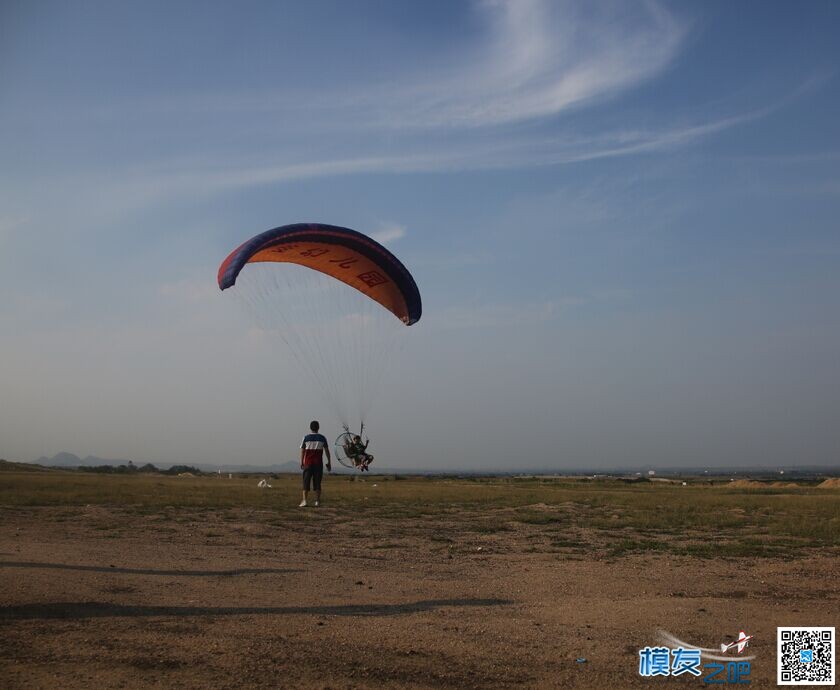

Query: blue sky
<box><xmin>1</xmin><ymin>0</ymin><xmax>838</xmax><ymax>470</ymax></box>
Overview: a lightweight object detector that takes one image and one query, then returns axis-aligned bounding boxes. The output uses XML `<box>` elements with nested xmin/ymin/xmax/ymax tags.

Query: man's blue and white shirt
<box><xmin>301</xmin><ymin>433</ymin><xmax>327</xmax><ymax>467</ymax></box>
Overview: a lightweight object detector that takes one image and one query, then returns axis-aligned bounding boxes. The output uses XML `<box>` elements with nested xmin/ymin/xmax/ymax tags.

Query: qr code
<box><xmin>778</xmin><ymin>627</ymin><xmax>835</xmax><ymax>685</ymax></box>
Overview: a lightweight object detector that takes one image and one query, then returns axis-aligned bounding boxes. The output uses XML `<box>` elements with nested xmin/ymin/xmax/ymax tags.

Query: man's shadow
<box><xmin>0</xmin><ymin>561</ymin><xmax>299</xmax><ymax>577</ymax></box>
<box><xmin>0</xmin><ymin>599</ymin><xmax>512</xmax><ymax>620</ymax></box>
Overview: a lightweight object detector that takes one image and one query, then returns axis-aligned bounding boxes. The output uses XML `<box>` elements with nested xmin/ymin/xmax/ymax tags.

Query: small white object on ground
<box><xmin>257</xmin><ymin>479</ymin><xmax>272</xmax><ymax>488</ymax></box>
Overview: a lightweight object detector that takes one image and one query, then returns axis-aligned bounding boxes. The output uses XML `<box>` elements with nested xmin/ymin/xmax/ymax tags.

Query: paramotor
<box><xmin>218</xmin><ymin>223</ymin><xmax>421</xmax><ymax>466</ymax></box>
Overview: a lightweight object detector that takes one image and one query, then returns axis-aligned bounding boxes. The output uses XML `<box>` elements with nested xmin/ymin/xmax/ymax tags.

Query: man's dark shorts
<box><xmin>302</xmin><ymin>464</ymin><xmax>323</xmax><ymax>492</ymax></box>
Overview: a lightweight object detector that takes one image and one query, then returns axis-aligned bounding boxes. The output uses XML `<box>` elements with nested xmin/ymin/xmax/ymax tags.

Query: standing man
<box><xmin>300</xmin><ymin>420</ymin><xmax>331</xmax><ymax>507</ymax></box>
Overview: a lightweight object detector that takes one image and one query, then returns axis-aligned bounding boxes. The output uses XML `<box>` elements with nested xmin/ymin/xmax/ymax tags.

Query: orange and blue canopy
<box><xmin>218</xmin><ymin>223</ymin><xmax>421</xmax><ymax>325</ymax></box>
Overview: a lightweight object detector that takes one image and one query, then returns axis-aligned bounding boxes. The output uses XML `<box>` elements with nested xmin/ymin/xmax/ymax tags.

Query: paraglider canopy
<box><xmin>218</xmin><ymin>222</ymin><xmax>421</xmax><ymax>434</ymax></box>
<box><xmin>218</xmin><ymin>223</ymin><xmax>421</xmax><ymax>325</ymax></box>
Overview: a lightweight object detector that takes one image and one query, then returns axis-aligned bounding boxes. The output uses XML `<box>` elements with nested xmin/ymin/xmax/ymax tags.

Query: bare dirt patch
<box><xmin>1</xmin><ymin>475</ymin><xmax>838</xmax><ymax>688</ymax></box>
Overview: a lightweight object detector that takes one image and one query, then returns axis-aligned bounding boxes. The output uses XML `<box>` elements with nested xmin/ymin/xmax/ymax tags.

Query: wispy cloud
<box><xmin>370</xmin><ymin>223</ymin><xmax>407</xmax><ymax>245</ymax></box>
<box><xmin>77</xmin><ymin>112</ymin><xmax>760</xmax><ymax>214</ymax></box>
<box><xmin>64</xmin><ymin>0</ymin><xmax>685</xmax><ymax>133</ymax></box>
<box><xmin>379</xmin><ymin>0</ymin><xmax>688</xmax><ymax>128</ymax></box>
<box><xmin>3</xmin><ymin>0</ymin><xmax>771</xmax><ymax>217</ymax></box>
<box><xmin>140</xmin><ymin>0</ymin><xmax>686</xmax><ymax>131</ymax></box>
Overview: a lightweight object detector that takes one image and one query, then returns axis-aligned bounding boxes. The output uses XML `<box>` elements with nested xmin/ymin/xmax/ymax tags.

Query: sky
<box><xmin>1</xmin><ymin>0</ymin><xmax>839</xmax><ymax>471</ymax></box>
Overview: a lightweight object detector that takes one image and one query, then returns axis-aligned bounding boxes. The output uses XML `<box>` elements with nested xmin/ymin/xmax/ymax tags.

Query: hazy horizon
<box><xmin>2</xmin><ymin>1</ymin><xmax>839</xmax><ymax>471</ymax></box>
<box><xmin>18</xmin><ymin>451</ymin><xmax>840</xmax><ymax>475</ymax></box>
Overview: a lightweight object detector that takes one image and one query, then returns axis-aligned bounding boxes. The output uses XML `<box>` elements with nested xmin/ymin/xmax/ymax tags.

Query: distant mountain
<box><xmin>35</xmin><ymin>452</ymin><xmax>133</xmax><ymax>468</ymax></box>
<box><xmin>36</xmin><ymin>452</ymin><xmax>82</xmax><ymax>467</ymax></box>
<box><xmin>28</xmin><ymin>454</ymin><xmax>309</xmax><ymax>474</ymax></box>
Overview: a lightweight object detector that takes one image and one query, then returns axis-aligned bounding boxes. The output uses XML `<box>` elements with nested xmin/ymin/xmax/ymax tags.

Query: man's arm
<box><xmin>324</xmin><ymin>445</ymin><xmax>332</xmax><ymax>471</ymax></box>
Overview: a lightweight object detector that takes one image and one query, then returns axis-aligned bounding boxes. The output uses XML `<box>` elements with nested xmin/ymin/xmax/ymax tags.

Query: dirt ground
<box><xmin>1</xmin><ymin>500</ymin><xmax>837</xmax><ymax>689</ymax></box>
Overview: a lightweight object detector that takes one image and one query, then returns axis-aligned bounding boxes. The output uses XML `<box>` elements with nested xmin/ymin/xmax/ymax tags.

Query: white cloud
<box><xmin>370</xmin><ymin>223</ymin><xmax>406</xmax><ymax>245</ymax></box>
<box><xmin>383</xmin><ymin>0</ymin><xmax>687</xmax><ymax>128</ymax></box>
<box><xmin>4</xmin><ymin>0</ymin><xmax>768</xmax><ymax>217</ymax></box>
<box><xmin>65</xmin><ymin>1</ymin><xmax>685</xmax><ymax>133</ymax></box>
<box><xmin>88</xmin><ymin>113</ymin><xmax>757</xmax><ymax>212</ymax></box>
<box><xmin>60</xmin><ymin>110</ymin><xmax>760</xmax><ymax>220</ymax></box>
<box><xmin>146</xmin><ymin>0</ymin><xmax>686</xmax><ymax>131</ymax></box>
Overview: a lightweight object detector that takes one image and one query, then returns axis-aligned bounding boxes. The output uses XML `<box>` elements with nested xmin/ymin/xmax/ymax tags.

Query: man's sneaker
<box><xmin>314</xmin><ymin>501</ymin><xmax>320</xmax><ymax>507</ymax></box>
<box><xmin>299</xmin><ymin>500</ymin><xmax>307</xmax><ymax>507</ymax></box>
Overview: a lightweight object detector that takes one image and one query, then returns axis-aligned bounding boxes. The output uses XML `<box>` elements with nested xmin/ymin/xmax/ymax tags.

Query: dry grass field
<box><xmin>1</xmin><ymin>469</ymin><xmax>838</xmax><ymax>688</ymax></box>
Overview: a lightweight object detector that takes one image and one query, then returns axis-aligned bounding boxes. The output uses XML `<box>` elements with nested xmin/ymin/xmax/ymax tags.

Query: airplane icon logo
<box><xmin>720</xmin><ymin>631</ymin><xmax>754</xmax><ymax>654</ymax></box>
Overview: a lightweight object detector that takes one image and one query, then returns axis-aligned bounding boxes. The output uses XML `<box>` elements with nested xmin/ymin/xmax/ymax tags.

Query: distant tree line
<box><xmin>79</xmin><ymin>461</ymin><xmax>202</xmax><ymax>475</ymax></box>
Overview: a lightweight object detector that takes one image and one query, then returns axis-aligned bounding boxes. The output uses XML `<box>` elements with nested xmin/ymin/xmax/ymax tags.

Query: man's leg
<box><xmin>313</xmin><ymin>465</ymin><xmax>323</xmax><ymax>506</ymax></box>
<box><xmin>300</xmin><ymin>468</ymin><xmax>310</xmax><ymax>506</ymax></box>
